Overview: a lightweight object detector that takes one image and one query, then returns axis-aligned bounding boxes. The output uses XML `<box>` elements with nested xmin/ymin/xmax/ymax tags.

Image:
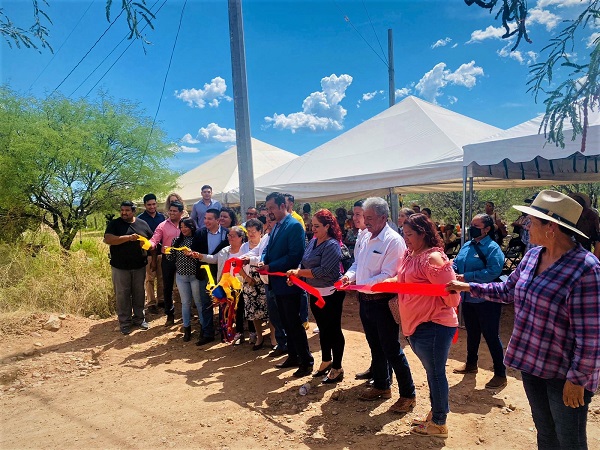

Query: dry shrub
<box><xmin>0</xmin><ymin>237</ymin><xmax>115</xmax><ymax>318</ymax></box>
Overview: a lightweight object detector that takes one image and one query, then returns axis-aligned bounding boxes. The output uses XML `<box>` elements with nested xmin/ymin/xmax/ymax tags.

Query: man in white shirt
<box><xmin>341</xmin><ymin>197</ymin><xmax>416</xmax><ymax>413</ymax></box>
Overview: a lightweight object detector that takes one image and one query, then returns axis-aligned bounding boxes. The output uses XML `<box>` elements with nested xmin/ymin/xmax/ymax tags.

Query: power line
<box><xmin>29</xmin><ymin>0</ymin><xmax>95</xmax><ymax>91</ymax></box>
<box><xmin>361</xmin><ymin>0</ymin><xmax>387</xmax><ymax>64</ymax></box>
<box><xmin>70</xmin><ymin>0</ymin><xmax>163</xmax><ymax>97</ymax></box>
<box><xmin>145</xmin><ymin>0</ymin><xmax>188</xmax><ymax>154</ymax></box>
<box><xmin>49</xmin><ymin>7</ymin><xmax>126</xmax><ymax>96</ymax></box>
<box><xmin>331</xmin><ymin>0</ymin><xmax>388</xmax><ymax>68</ymax></box>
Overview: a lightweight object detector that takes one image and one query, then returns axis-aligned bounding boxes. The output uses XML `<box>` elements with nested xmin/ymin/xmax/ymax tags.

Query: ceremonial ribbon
<box><xmin>163</xmin><ymin>246</ymin><xmax>191</xmax><ymax>254</ymax></box>
<box><xmin>136</xmin><ymin>235</ymin><xmax>152</xmax><ymax>250</ymax></box>
<box><xmin>258</xmin><ymin>270</ymin><xmax>326</xmax><ymax>309</ymax></box>
<box><xmin>333</xmin><ymin>280</ymin><xmax>459</xmax><ymax>344</ymax></box>
<box><xmin>333</xmin><ymin>280</ymin><xmax>449</xmax><ymax>296</ymax></box>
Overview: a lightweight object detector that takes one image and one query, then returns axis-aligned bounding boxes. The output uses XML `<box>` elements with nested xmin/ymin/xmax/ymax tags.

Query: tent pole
<box><xmin>469</xmin><ymin>176</ymin><xmax>474</xmax><ymax>225</ymax></box>
<box><xmin>461</xmin><ymin>166</ymin><xmax>467</xmax><ymax>245</ymax></box>
<box><xmin>390</xmin><ymin>189</ymin><xmax>399</xmax><ymax>229</ymax></box>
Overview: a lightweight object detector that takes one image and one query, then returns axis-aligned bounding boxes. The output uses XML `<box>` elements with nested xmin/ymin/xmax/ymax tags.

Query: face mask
<box><xmin>469</xmin><ymin>226</ymin><xmax>482</xmax><ymax>240</ymax></box>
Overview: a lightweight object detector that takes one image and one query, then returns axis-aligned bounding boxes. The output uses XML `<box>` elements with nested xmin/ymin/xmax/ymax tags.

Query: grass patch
<box><xmin>0</xmin><ymin>236</ymin><xmax>115</xmax><ymax>318</ymax></box>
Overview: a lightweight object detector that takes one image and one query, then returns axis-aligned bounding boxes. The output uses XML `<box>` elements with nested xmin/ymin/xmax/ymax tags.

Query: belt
<box><xmin>358</xmin><ymin>292</ymin><xmax>394</xmax><ymax>301</ymax></box>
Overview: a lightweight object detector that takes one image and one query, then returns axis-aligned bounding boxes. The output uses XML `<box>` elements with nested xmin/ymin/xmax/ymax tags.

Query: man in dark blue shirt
<box><xmin>137</xmin><ymin>194</ymin><xmax>166</xmax><ymax>314</ymax></box>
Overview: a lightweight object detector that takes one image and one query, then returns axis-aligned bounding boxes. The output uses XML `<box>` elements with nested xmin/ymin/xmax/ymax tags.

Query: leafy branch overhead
<box><xmin>0</xmin><ymin>0</ymin><xmax>155</xmax><ymax>53</ymax></box>
<box><xmin>466</xmin><ymin>0</ymin><xmax>600</xmax><ymax>152</ymax></box>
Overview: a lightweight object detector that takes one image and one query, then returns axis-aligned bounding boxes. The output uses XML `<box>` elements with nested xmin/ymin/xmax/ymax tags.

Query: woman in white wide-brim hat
<box><xmin>447</xmin><ymin>189</ymin><xmax>600</xmax><ymax>450</ymax></box>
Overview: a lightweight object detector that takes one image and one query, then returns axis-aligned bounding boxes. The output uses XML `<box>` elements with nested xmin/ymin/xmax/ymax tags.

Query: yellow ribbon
<box><xmin>137</xmin><ymin>236</ymin><xmax>152</xmax><ymax>250</ymax></box>
<box><xmin>164</xmin><ymin>246</ymin><xmax>191</xmax><ymax>254</ymax></box>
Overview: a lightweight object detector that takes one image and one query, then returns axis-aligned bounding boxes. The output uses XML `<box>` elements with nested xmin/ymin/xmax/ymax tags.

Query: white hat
<box><xmin>513</xmin><ymin>189</ymin><xmax>587</xmax><ymax>239</ymax></box>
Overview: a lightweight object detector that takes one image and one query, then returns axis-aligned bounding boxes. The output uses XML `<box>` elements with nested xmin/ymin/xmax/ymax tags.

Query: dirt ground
<box><xmin>1</xmin><ymin>292</ymin><xmax>599</xmax><ymax>450</ymax></box>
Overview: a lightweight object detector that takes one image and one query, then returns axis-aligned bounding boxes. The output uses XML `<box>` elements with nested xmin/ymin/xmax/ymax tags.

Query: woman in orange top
<box><xmin>387</xmin><ymin>213</ymin><xmax>460</xmax><ymax>438</ymax></box>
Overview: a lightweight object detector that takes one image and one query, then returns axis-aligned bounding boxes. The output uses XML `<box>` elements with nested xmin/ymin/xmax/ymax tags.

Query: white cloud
<box><xmin>362</xmin><ymin>90</ymin><xmax>383</xmax><ymax>101</ymax></box>
<box><xmin>451</xmin><ymin>43</ymin><xmax>458</xmax><ymax>49</ymax></box>
<box><xmin>536</xmin><ymin>0</ymin><xmax>583</xmax><ymax>8</ymax></box>
<box><xmin>265</xmin><ymin>74</ymin><xmax>353</xmax><ymax>133</ymax></box>
<box><xmin>174</xmin><ymin>77</ymin><xmax>232</xmax><ymax>109</ymax></box>
<box><xmin>197</xmin><ymin>123</ymin><xmax>236</xmax><ymax>143</ymax></box>
<box><xmin>467</xmin><ymin>25</ymin><xmax>509</xmax><ymax>43</ymax></box>
<box><xmin>395</xmin><ymin>87</ymin><xmax>411</xmax><ymax>99</ymax></box>
<box><xmin>497</xmin><ymin>43</ymin><xmax>538</xmax><ymax>64</ymax></box>
<box><xmin>588</xmin><ymin>32</ymin><xmax>600</xmax><ymax>48</ymax></box>
<box><xmin>415</xmin><ymin>61</ymin><xmax>484</xmax><ymax>102</ymax></box>
<box><xmin>448</xmin><ymin>96</ymin><xmax>458</xmax><ymax>104</ymax></box>
<box><xmin>528</xmin><ymin>8</ymin><xmax>561</xmax><ymax>30</ymax></box>
<box><xmin>431</xmin><ymin>37</ymin><xmax>452</xmax><ymax>49</ymax></box>
<box><xmin>181</xmin><ymin>133</ymin><xmax>200</xmax><ymax>144</ymax></box>
<box><xmin>179</xmin><ymin>146</ymin><xmax>200</xmax><ymax>153</ymax></box>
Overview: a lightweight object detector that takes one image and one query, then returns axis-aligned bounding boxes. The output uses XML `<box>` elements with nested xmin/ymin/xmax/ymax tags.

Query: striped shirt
<box><xmin>301</xmin><ymin>238</ymin><xmax>342</xmax><ymax>288</ymax></box>
<box><xmin>470</xmin><ymin>244</ymin><xmax>600</xmax><ymax>392</ymax></box>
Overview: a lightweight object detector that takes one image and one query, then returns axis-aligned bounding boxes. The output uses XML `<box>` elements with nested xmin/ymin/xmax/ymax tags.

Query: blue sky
<box><xmin>2</xmin><ymin>0</ymin><xmax>597</xmax><ymax>173</ymax></box>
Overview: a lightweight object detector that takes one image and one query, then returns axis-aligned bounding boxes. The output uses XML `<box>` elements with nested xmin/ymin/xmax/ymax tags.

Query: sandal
<box><xmin>410</xmin><ymin>421</ymin><xmax>448</xmax><ymax>438</ymax></box>
<box><xmin>411</xmin><ymin>410</ymin><xmax>432</xmax><ymax>426</ymax></box>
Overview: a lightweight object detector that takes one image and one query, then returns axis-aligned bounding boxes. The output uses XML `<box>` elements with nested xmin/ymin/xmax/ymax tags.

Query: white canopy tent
<box><xmin>177</xmin><ymin>138</ymin><xmax>298</xmax><ymax>205</ymax></box>
<box><xmin>463</xmin><ymin>109</ymin><xmax>600</xmax><ymax>186</ymax></box>
<box><xmin>235</xmin><ymin>96</ymin><xmax>502</xmax><ymax>202</ymax></box>
<box><xmin>459</xmin><ymin>108</ymin><xmax>600</xmax><ymax>242</ymax></box>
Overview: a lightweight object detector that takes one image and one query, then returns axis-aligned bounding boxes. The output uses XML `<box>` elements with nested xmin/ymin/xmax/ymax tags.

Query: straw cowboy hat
<box><xmin>513</xmin><ymin>189</ymin><xmax>588</xmax><ymax>239</ymax></box>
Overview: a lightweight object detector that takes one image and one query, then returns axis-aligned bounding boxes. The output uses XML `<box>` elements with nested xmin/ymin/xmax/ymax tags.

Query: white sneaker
<box><xmin>249</xmin><ymin>332</ymin><xmax>257</xmax><ymax>344</ymax></box>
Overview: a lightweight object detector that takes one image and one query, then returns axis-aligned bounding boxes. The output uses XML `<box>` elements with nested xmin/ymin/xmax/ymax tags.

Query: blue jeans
<box><xmin>266</xmin><ymin>287</ymin><xmax>287</xmax><ymax>350</ymax></box>
<box><xmin>521</xmin><ymin>372</ymin><xmax>593</xmax><ymax>449</ymax></box>
<box><xmin>359</xmin><ymin>297</ymin><xmax>415</xmax><ymax>398</ymax></box>
<box><xmin>462</xmin><ymin>301</ymin><xmax>506</xmax><ymax>376</ymax></box>
<box><xmin>198</xmin><ymin>279</ymin><xmax>214</xmax><ymax>338</ymax></box>
<box><xmin>409</xmin><ymin>321</ymin><xmax>456</xmax><ymax>426</ymax></box>
<box><xmin>176</xmin><ymin>273</ymin><xmax>201</xmax><ymax>327</ymax></box>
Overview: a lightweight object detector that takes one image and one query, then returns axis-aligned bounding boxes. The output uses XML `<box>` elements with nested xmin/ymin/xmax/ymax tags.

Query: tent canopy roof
<box><xmin>463</xmin><ymin>108</ymin><xmax>600</xmax><ymax>185</ymax></box>
<box><xmin>248</xmin><ymin>96</ymin><xmax>502</xmax><ymax>201</ymax></box>
<box><xmin>178</xmin><ymin>138</ymin><xmax>298</xmax><ymax>205</ymax></box>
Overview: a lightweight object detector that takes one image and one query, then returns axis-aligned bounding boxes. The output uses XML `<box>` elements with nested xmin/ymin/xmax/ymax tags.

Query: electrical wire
<box><xmin>29</xmin><ymin>0</ymin><xmax>95</xmax><ymax>90</ymax></box>
<box><xmin>49</xmin><ymin>7</ymin><xmax>126</xmax><ymax>96</ymax></box>
<box><xmin>70</xmin><ymin>0</ymin><xmax>163</xmax><ymax>97</ymax></box>
<box><xmin>361</xmin><ymin>0</ymin><xmax>387</xmax><ymax>64</ymax></box>
<box><xmin>145</xmin><ymin>0</ymin><xmax>188</xmax><ymax>154</ymax></box>
<box><xmin>83</xmin><ymin>0</ymin><xmax>168</xmax><ymax>98</ymax></box>
<box><xmin>331</xmin><ymin>0</ymin><xmax>388</xmax><ymax>68</ymax></box>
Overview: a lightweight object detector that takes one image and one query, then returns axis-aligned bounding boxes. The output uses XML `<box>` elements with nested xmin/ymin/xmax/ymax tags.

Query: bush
<box><xmin>0</xmin><ymin>236</ymin><xmax>115</xmax><ymax>318</ymax></box>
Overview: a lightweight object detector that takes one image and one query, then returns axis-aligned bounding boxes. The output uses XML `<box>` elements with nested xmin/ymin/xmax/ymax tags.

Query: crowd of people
<box><xmin>103</xmin><ymin>186</ymin><xmax>600</xmax><ymax>446</ymax></box>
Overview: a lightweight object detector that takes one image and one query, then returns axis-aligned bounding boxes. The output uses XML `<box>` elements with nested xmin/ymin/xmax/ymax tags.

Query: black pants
<box><xmin>161</xmin><ymin>257</ymin><xmax>176</xmax><ymax>315</ymax></box>
<box><xmin>310</xmin><ymin>290</ymin><xmax>345</xmax><ymax>369</ymax></box>
<box><xmin>462</xmin><ymin>301</ymin><xmax>506</xmax><ymax>376</ymax></box>
<box><xmin>235</xmin><ymin>293</ymin><xmax>255</xmax><ymax>335</ymax></box>
<box><xmin>276</xmin><ymin>292</ymin><xmax>313</xmax><ymax>366</ymax></box>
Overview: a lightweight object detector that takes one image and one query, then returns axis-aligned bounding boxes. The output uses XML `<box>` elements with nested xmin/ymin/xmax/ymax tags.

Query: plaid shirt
<box><xmin>470</xmin><ymin>244</ymin><xmax>600</xmax><ymax>392</ymax></box>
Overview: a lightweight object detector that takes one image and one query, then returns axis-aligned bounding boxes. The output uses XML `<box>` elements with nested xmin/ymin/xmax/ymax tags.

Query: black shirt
<box><xmin>105</xmin><ymin>218</ymin><xmax>153</xmax><ymax>270</ymax></box>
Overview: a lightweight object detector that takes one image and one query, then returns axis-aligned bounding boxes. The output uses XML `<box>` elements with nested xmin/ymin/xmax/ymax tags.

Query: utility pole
<box><xmin>228</xmin><ymin>0</ymin><xmax>255</xmax><ymax>211</ymax></box>
<box><xmin>388</xmin><ymin>28</ymin><xmax>399</xmax><ymax>224</ymax></box>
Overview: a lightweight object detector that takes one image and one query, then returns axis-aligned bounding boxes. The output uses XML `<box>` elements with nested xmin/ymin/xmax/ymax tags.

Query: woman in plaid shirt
<box><xmin>448</xmin><ymin>190</ymin><xmax>600</xmax><ymax>450</ymax></box>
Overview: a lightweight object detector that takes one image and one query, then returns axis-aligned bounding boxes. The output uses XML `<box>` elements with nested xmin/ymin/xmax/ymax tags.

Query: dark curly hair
<box><xmin>313</xmin><ymin>209</ymin><xmax>343</xmax><ymax>242</ymax></box>
<box><xmin>173</xmin><ymin>218</ymin><xmax>197</xmax><ymax>248</ymax></box>
<box><xmin>404</xmin><ymin>213</ymin><xmax>443</xmax><ymax>249</ymax></box>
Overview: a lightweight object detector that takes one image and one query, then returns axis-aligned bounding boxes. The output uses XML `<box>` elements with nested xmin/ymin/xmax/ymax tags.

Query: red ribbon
<box><xmin>333</xmin><ymin>280</ymin><xmax>449</xmax><ymax>297</ymax></box>
<box><xmin>258</xmin><ymin>270</ymin><xmax>326</xmax><ymax>308</ymax></box>
<box><xmin>223</xmin><ymin>257</ymin><xmax>244</xmax><ymax>275</ymax></box>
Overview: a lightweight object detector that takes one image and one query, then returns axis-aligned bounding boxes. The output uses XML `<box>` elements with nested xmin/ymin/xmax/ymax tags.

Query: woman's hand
<box><xmin>563</xmin><ymin>380</ymin><xmax>585</xmax><ymax>408</ymax></box>
<box><xmin>287</xmin><ymin>269</ymin><xmax>299</xmax><ymax>277</ymax></box>
<box><xmin>381</xmin><ymin>276</ymin><xmax>397</xmax><ymax>284</ymax></box>
<box><xmin>446</xmin><ymin>280</ymin><xmax>470</xmax><ymax>293</ymax></box>
<box><xmin>456</xmin><ymin>274</ymin><xmax>465</xmax><ymax>282</ymax></box>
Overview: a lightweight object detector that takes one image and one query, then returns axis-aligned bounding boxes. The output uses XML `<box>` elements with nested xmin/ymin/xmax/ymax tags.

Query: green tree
<box><xmin>466</xmin><ymin>0</ymin><xmax>599</xmax><ymax>151</ymax></box>
<box><xmin>1</xmin><ymin>0</ymin><xmax>154</xmax><ymax>52</ymax></box>
<box><xmin>0</xmin><ymin>87</ymin><xmax>177</xmax><ymax>250</ymax></box>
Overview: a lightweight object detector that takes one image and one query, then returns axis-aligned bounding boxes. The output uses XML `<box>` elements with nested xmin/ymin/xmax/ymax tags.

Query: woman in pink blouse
<box><xmin>388</xmin><ymin>213</ymin><xmax>460</xmax><ymax>438</ymax></box>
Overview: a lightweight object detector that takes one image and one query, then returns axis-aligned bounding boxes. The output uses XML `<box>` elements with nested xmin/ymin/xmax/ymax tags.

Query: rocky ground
<box><xmin>1</xmin><ymin>293</ymin><xmax>599</xmax><ymax>449</ymax></box>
